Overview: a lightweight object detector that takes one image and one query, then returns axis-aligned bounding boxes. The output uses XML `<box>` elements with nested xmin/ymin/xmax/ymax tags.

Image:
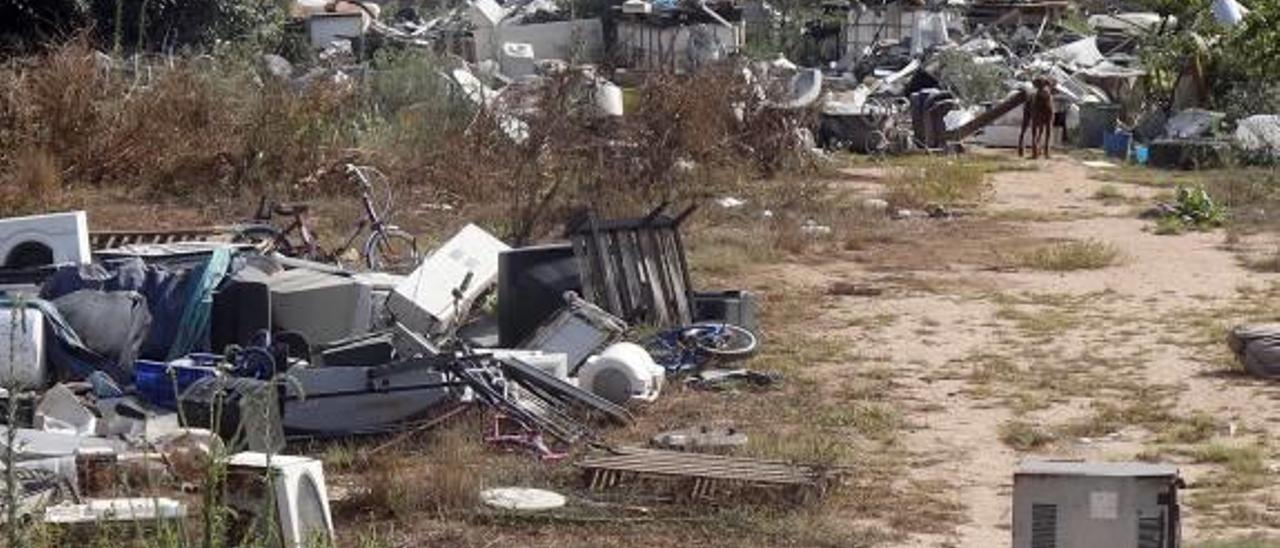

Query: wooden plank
<box><xmin>636</xmin><ymin>226</ymin><xmax>670</xmax><ymax>326</ymax></box>
<box><xmin>576</xmin><ymin>450</ymin><xmax>831</xmax><ymax>485</ymax></box>
<box><xmin>576</xmin><ymin>460</ymin><xmax>820</xmax><ymax>483</ymax></box>
<box><xmin>577</xmin><ymin>463</ymin><xmax>812</xmax><ymax>483</ymax></box>
<box><xmin>577</xmin><ymin>465</ymin><xmax>816</xmax><ymax>486</ymax></box>
<box><xmin>654</xmin><ymin>229</ymin><xmax>690</xmax><ymax>325</ymax></box>
<box><xmin>570</xmin><ymin>235</ymin><xmax>603</xmax><ymax>305</ymax></box>
<box><xmin>615</xmin><ymin>231</ymin><xmax>644</xmax><ymax>321</ymax></box>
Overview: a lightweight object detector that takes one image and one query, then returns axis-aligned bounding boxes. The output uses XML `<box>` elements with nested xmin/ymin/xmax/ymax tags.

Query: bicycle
<box><xmin>646</xmin><ymin>322</ymin><xmax>759</xmax><ymax>374</ymax></box>
<box><xmin>234</xmin><ymin>164</ymin><xmax>420</xmax><ymax>273</ymax></box>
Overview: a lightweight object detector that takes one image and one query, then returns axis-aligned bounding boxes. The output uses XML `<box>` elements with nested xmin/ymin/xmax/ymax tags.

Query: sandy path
<box><xmin>824</xmin><ymin>157</ymin><xmax>1280</xmax><ymax>546</ymax></box>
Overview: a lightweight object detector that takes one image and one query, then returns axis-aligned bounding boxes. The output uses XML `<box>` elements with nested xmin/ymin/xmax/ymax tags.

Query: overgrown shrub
<box><xmin>883</xmin><ymin>158</ymin><xmax>992</xmax><ymax>209</ymax></box>
<box><xmin>1</xmin><ymin>39</ymin><xmax>814</xmax><ymax>242</ymax></box>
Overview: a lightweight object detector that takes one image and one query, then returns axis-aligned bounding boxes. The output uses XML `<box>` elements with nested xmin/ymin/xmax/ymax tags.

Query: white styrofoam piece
<box><xmin>481</xmin><ymin>487</ymin><xmax>566</xmax><ymax>511</ymax></box>
<box><xmin>351</xmin><ymin>272</ymin><xmax>406</xmax><ymax>291</ymax></box>
<box><xmin>228</xmin><ymin>452</ymin><xmax>334</xmax><ymax>548</ymax></box>
<box><xmin>44</xmin><ymin>498</ymin><xmax>186</xmax><ymax>523</ymax></box>
<box><xmin>0</xmin><ymin>306</ymin><xmax>46</xmax><ymax>389</ymax></box>
<box><xmin>389</xmin><ymin>224</ymin><xmax>510</xmax><ymax>334</ymax></box>
<box><xmin>0</xmin><ymin>427</ymin><xmax>120</xmax><ymax>460</ymax></box>
<box><xmin>483</xmin><ymin>349</ymin><xmax>569</xmax><ymax>380</ymax></box>
<box><xmin>0</xmin><ymin>210</ymin><xmax>90</xmax><ymax>268</ymax></box>
<box><xmin>35</xmin><ymin>384</ymin><xmax>96</xmax><ymax>436</ymax></box>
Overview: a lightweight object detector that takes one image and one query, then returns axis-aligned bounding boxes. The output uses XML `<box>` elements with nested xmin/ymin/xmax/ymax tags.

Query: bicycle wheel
<box><xmin>364</xmin><ymin>228</ymin><xmax>420</xmax><ymax>273</ymax></box>
<box><xmin>689</xmin><ymin>323</ymin><xmax>758</xmax><ymax>359</ymax></box>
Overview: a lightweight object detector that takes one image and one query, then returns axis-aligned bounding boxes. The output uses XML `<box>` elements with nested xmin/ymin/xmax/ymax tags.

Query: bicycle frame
<box><xmin>326</xmin><ymin>167</ymin><xmax>393</xmax><ymax>259</ymax></box>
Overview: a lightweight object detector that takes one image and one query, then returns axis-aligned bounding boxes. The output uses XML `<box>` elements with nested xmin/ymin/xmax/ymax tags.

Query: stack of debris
<box><xmin>0</xmin><ymin>198</ymin><xmax>781</xmax><ymax>537</ymax></box>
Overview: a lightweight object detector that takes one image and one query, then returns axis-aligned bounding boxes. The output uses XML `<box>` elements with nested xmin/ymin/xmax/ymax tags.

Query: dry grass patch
<box><xmin>1091</xmin><ymin>184</ymin><xmax>1127</xmax><ymax>204</ymax></box>
<box><xmin>883</xmin><ymin>157</ymin><xmax>993</xmax><ymax>210</ymax></box>
<box><xmin>1000</xmin><ymin>420</ymin><xmax>1056</xmax><ymax>451</ymax></box>
<box><xmin>1192</xmin><ymin>536</ymin><xmax>1280</xmax><ymax>548</ymax></box>
<box><xmin>1018</xmin><ymin>239</ymin><xmax>1122</xmax><ymax>271</ymax></box>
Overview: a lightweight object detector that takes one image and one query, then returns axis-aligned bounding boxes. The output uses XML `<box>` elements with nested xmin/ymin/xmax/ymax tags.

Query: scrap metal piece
<box><xmin>518</xmin><ymin>292</ymin><xmax>627</xmax><ymax>374</ymax></box>
<box><xmin>497</xmin><ymin>355</ymin><xmax>633</xmax><ymax>425</ymax></box>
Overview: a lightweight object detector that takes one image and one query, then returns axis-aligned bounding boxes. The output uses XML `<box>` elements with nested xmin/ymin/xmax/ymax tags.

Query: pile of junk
<box><xmin>0</xmin><ymin>204</ymin><xmax>781</xmax><ymax>544</ymax></box>
<box><xmin>814</xmin><ymin>0</ymin><xmax>1273</xmax><ymax>165</ymax></box>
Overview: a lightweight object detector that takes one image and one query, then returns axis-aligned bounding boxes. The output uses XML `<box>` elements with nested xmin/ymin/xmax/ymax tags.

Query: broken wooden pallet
<box><xmin>577</xmin><ymin>446</ymin><xmax>840</xmax><ymax>503</ymax></box>
<box><xmin>565</xmin><ymin>204</ymin><xmax>697</xmax><ymax>329</ymax></box>
<box><xmin>90</xmin><ymin>228</ymin><xmax>227</xmax><ymax>250</ymax></box>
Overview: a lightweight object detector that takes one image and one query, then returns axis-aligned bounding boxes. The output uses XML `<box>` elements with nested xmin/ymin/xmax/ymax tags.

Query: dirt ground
<box><xmin>775</xmin><ymin>154</ymin><xmax>1280</xmax><ymax>546</ymax></box>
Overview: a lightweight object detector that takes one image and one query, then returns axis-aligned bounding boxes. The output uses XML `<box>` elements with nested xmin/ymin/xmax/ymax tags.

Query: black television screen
<box><xmin>497</xmin><ymin>244</ymin><xmax>582</xmax><ymax>347</ymax></box>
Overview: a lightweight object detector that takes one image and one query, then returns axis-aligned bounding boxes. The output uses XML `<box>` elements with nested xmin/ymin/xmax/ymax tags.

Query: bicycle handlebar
<box><xmin>344</xmin><ymin>163</ymin><xmax>376</xmax><ymax>191</ymax></box>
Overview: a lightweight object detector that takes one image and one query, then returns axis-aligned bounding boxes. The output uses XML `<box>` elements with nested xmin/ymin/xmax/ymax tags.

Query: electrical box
<box><xmin>1013</xmin><ymin>459</ymin><xmax>1182</xmax><ymax>548</ymax></box>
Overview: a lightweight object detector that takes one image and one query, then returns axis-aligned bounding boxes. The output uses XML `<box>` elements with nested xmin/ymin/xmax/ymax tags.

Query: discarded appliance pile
<box><xmin>0</xmin><ymin>202</ymin><xmax>775</xmax><ymax>536</ymax></box>
<box><xmin>814</xmin><ymin>0</ymin><xmax>1272</xmax><ymax>167</ymax></box>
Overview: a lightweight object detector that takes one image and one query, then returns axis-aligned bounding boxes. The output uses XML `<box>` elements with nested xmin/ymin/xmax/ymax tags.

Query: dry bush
<box><xmin>1018</xmin><ymin>239</ymin><xmax>1122</xmax><ymax>272</ymax></box>
<box><xmin>1</xmin><ymin>40</ymin><xmax>816</xmax><ymax>240</ymax></box>
<box><xmin>0</xmin><ymin>39</ymin><xmax>360</xmax><ymax>204</ymax></box>
<box><xmin>428</xmin><ymin>64</ymin><xmax>802</xmax><ymax>245</ymax></box>
<box><xmin>883</xmin><ymin>157</ymin><xmax>992</xmax><ymax>210</ymax></box>
<box><xmin>0</xmin><ymin>147</ymin><xmax>61</xmax><ymax>215</ymax></box>
<box><xmin>348</xmin><ymin>426</ymin><xmax>481</xmax><ymax>520</ymax></box>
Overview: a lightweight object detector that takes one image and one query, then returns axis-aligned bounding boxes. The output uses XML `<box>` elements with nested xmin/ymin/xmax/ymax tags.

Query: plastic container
<box><xmin>1134</xmin><ymin>144</ymin><xmax>1150</xmax><ymax>165</ymax></box>
<box><xmin>1103</xmin><ymin>130</ymin><xmax>1131</xmax><ymax>159</ymax></box>
<box><xmin>134</xmin><ymin>355</ymin><xmax>221</xmax><ymax>410</ymax></box>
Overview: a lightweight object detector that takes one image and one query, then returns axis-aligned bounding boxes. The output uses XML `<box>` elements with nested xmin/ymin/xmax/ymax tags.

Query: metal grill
<box><xmin>1031</xmin><ymin>504</ymin><xmax>1057</xmax><ymax>548</ymax></box>
<box><xmin>1138</xmin><ymin>515</ymin><xmax>1165</xmax><ymax>548</ymax></box>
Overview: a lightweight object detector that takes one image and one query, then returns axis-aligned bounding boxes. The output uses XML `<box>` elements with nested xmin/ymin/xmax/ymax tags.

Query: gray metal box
<box><xmin>1013</xmin><ymin>459</ymin><xmax>1181</xmax><ymax>548</ymax></box>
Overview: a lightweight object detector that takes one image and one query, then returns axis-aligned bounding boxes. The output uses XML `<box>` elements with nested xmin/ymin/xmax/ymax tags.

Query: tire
<box><xmin>364</xmin><ymin>228</ymin><xmax>420</xmax><ymax>273</ymax></box>
<box><xmin>688</xmin><ymin>323</ymin><xmax>758</xmax><ymax>359</ymax></box>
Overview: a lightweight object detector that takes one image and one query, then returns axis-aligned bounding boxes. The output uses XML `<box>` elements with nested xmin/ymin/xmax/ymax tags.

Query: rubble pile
<box><xmin>0</xmin><ymin>199</ymin><xmax>771</xmax><ymax>542</ymax></box>
<box><xmin>2</xmin><ymin>0</ymin><xmax>1278</xmax><ymax>543</ymax></box>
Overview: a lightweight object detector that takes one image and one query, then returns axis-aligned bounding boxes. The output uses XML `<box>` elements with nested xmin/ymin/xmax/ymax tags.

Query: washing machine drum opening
<box><xmin>295</xmin><ymin>475</ymin><xmax>332</xmax><ymax>539</ymax></box>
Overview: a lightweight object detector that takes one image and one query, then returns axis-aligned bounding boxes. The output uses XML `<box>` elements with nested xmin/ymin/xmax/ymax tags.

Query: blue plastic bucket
<box><xmin>134</xmin><ymin>355</ymin><xmax>220</xmax><ymax>409</ymax></box>
<box><xmin>1134</xmin><ymin>144</ymin><xmax>1150</xmax><ymax>165</ymax></box>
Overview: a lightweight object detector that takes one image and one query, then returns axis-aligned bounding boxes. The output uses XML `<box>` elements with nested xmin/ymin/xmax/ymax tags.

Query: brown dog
<box><xmin>1019</xmin><ymin>76</ymin><xmax>1056</xmax><ymax>159</ymax></box>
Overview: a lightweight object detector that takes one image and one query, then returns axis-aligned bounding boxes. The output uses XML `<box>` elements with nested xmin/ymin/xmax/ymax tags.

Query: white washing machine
<box><xmin>0</xmin><ymin>211</ymin><xmax>91</xmax><ymax>269</ymax></box>
<box><xmin>227</xmin><ymin>452</ymin><xmax>334</xmax><ymax>548</ymax></box>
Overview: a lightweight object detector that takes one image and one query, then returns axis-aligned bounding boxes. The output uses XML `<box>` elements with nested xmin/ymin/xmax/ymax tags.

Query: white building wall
<box><xmin>473</xmin><ymin>19</ymin><xmax>605</xmax><ymax>64</ymax></box>
<box><xmin>615</xmin><ymin>21</ymin><xmax>743</xmax><ymax>73</ymax></box>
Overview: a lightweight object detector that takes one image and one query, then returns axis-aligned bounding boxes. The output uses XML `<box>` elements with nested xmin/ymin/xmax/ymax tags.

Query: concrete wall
<box><xmin>473</xmin><ymin>19</ymin><xmax>605</xmax><ymax>64</ymax></box>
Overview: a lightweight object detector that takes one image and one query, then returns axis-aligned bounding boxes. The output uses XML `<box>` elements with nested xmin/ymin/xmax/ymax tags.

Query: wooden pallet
<box><xmin>577</xmin><ymin>446</ymin><xmax>838</xmax><ymax>502</ymax></box>
<box><xmin>90</xmin><ymin>228</ymin><xmax>228</xmax><ymax>250</ymax></box>
<box><xmin>566</xmin><ymin>204</ymin><xmax>697</xmax><ymax>329</ymax></box>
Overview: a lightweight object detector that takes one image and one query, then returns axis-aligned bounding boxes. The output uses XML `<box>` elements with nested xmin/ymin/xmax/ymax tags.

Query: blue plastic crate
<box><xmin>1104</xmin><ymin>130</ymin><xmax>1132</xmax><ymax>159</ymax></box>
<box><xmin>134</xmin><ymin>355</ymin><xmax>220</xmax><ymax>410</ymax></box>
